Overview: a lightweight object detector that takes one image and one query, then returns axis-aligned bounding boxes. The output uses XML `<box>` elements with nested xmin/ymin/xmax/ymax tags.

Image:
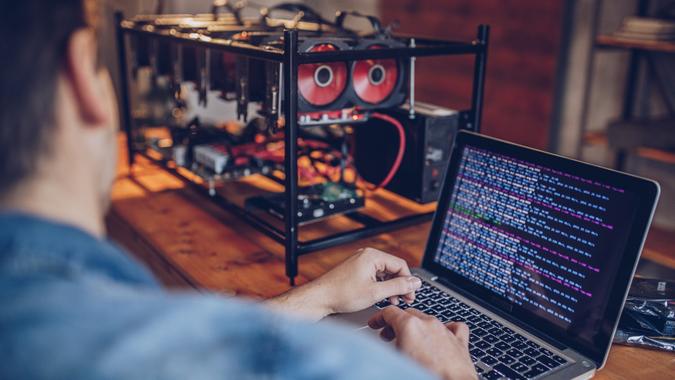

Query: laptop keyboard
<box><xmin>375</xmin><ymin>280</ymin><xmax>569</xmax><ymax>379</ymax></box>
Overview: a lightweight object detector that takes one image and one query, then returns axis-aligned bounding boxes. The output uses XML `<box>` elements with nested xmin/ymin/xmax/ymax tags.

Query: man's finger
<box><xmin>374</xmin><ymin>276</ymin><xmax>421</xmax><ymax>302</ymax></box>
<box><xmin>405</xmin><ymin>308</ymin><xmax>435</xmax><ymax>320</ymax></box>
<box><xmin>368</xmin><ymin>305</ymin><xmax>407</xmax><ymax>330</ymax></box>
<box><xmin>379</xmin><ymin>325</ymin><xmax>396</xmax><ymax>342</ymax></box>
<box><xmin>368</xmin><ymin>249</ymin><xmax>413</xmax><ymax>277</ymax></box>
<box><xmin>446</xmin><ymin>322</ymin><xmax>471</xmax><ymax>346</ymax></box>
<box><xmin>365</xmin><ymin>249</ymin><xmax>419</xmax><ymax>304</ymax></box>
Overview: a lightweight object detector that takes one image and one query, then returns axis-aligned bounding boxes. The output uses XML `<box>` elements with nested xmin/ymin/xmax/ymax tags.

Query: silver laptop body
<box><xmin>331</xmin><ymin>132</ymin><xmax>660</xmax><ymax>380</ymax></box>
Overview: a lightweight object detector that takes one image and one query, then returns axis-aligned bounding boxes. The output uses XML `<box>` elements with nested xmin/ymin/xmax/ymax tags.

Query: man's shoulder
<box><xmin>0</xmin><ymin>211</ymin><xmax>157</xmax><ymax>287</ymax></box>
<box><xmin>0</xmin><ymin>213</ymin><xmax>433</xmax><ymax>379</ymax></box>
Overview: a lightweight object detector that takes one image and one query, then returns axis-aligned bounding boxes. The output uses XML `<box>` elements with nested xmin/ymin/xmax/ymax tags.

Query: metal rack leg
<box><xmin>470</xmin><ymin>25</ymin><xmax>490</xmax><ymax>133</ymax></box>
<box><xmin>283</xmin><ymin>30</ymin><xmax>300</xmax><ymax>286</ymax></box>
<box><xmin>115</xmin><ymin>11</ymin><xmax>136</xmax><ymax>168</ymax></box>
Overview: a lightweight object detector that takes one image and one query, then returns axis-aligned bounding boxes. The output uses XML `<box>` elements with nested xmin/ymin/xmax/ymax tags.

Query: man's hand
<box><xmin>265</xmin><ymin>247</ymin><xmax>421</xmax><ymax>321</ymax></box>
<box><xmin>368</xmin><ymin>307</ymin><xmax>477</xmax><ymax>380</ymax></box>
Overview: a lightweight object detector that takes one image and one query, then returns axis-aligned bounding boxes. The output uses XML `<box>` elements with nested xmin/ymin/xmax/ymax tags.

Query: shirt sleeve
<box><xmin>0</xmin><ymin>272</ymin><xmax>437</xmax><ymax>380</ymax></box>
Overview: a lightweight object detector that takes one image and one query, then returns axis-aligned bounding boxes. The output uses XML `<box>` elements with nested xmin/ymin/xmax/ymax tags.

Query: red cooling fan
<box><xmin>298</xmin><ymin>44</ymin><xmax>348</xmax><ymax>107</ymax></box>
<box><xmin>352</xmin><ymin>45</ymin><xmax>399</xmax><ymax>104</ymax></box>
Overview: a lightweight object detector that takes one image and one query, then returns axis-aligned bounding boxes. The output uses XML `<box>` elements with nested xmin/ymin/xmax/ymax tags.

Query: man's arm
<box><xmin>265</xmin><ymin>247</ymin><xmax>478</xmax><ymax>380</ymax></box>
<box><xmin>1</xmin><ymin>272</ymin><xmax>438</xmax><ymax>380</ymax></box>
<box><xmin>265</xmin><ymin>247</ymin><xmax>422</xmax><ymax>321</ymax></box>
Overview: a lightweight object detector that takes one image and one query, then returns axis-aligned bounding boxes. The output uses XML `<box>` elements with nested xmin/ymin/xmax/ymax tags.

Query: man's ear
<box><xmin>64</xmin><ymin>28</ymin><xmax>108</xmax><ymax>126</ymax></box>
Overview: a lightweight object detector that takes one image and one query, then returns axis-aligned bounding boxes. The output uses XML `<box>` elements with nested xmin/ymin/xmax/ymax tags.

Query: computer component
<box><xmin>297</xmin><ymin>39</ymin><xmax>351</xmax><ymax>112</ymax></box>
<box><xmin>117</xmin><ymin>8</ymin><xmax>491</xmax><ymax>285</ymax></box>
<box><xmin>354</xmin><ymin>102</ymin><xmax>459</xmax><ymax>203</ymax></box>
<box><xmin>333</xmin><ymin>131</ymin><xmax>660</xmax><ymax>380</ymax></box>
<box><xmin>128</xmin><ymin>12</ymin><xmax>242</xmax><ymax>74</ymax></box>
<box><xmin>349</xmin><ymin>39</ymin><xmax>407</xmax><ymax>110</ymax></box>
<box><xmin>246</xmin><ymin>182</ymin><xmax>365</xmax><ymax>223</ymax></box>
<box><xmin>193</xmin><ymin>144</ymin><xmax>229</xmax><ymax>174</ymax></box>
<box><xmin>209</xmin><ymin>50</ymin><xmax>238</xmax><ymax>98</ymax></box>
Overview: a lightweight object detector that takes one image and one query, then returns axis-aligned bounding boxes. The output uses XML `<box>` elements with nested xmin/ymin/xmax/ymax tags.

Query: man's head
<box><xmin>0</xmin><ymin>0</ymin><xmax>118</xmax><ymax>232</ymax></box>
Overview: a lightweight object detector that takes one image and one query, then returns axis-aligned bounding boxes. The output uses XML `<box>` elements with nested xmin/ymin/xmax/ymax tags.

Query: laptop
<box><xmin>332</xmin><ymin>131</ymin><xmax>660</xmax><ymax>379</ymax></box>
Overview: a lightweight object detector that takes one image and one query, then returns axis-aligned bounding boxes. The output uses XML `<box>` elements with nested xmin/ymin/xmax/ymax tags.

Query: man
<box><xmin>0</xmin><ymin>1</ymin><xmax>477</xmax><ymax>379</ymax></box>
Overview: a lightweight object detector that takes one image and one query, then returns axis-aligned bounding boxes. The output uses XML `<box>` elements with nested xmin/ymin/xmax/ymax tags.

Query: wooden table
<box><xmin>108</xmin><ymin>136</ymin><xmax>675</xmax><ymax>379</ymax></box>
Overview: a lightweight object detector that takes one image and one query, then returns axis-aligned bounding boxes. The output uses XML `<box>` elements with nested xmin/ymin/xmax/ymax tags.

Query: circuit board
<box><xmin>245</xmin><ymin>182</ymin><xmax>365</xmax><ymax>224</ymax></box>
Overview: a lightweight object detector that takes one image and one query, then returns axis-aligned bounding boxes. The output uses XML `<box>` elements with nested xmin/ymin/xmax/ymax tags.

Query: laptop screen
<box><xmin>425</xmin><ymin>132</ymin><xmax>659</xmax><ymax>365</ymax></box>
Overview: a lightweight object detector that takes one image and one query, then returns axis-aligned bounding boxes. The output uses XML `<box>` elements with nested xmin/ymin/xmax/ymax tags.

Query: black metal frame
<box><xmin>115</xmin><ymin>12</ymin><xmax>490</xmax><ymax>285</ymax></box>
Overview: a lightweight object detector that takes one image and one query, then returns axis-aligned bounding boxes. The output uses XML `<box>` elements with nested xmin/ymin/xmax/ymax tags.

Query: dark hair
<box><xmin>0</xmin><ymin>1</ymin><xmax>91</xmax><ymax>197</ymax></box>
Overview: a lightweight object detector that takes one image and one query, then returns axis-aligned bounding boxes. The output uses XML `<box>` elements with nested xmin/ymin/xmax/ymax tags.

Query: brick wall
<box><xmin>381</xmin><ymin>0</ymin><xmax>565</xmax><ymax>149</ymax></box>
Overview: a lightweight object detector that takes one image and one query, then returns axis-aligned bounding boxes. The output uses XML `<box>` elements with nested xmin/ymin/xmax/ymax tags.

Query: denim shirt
<box><xmin>0</xmin><ymin>213</ymin><xmax>435</xmax><ymax>380</ymax></box>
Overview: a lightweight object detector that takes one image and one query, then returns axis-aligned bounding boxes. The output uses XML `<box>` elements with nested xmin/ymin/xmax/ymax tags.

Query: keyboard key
<box><xmin>506</xmin><ymin>348</ymin><xmax>524</xmax><ymax>358</ymax></box>
<box><xmin>495</xmin><ymin>342</ymin><xmax>510</xmax><ymax>351</ymax></box>
<box><xmin>482</xmin><ymin>355</ymin><xmax>498</xmax><ymax>366</ymax></box>
<box><xmin>470</xmin><ymin>348</ymin><xmax>486</xmax><ymax>358</ymax></box>
<box><xmin>479</xmin><ymin>322</ymin><xmax>493</xmax><ymax>330</ymax></box>
<box><xmin>483</xmin><ymin>335</ymin><xmax>499</xmax><ymax>344</ymax></box>
<box><xmin>552</xmin><ymin>354</ymin><xmax>567</xmax><ymax>365</ymax></box>
<box><xmin>473</xmin><ymin>328</ymin><xmax>488</xmax><ymax>337</ymax></box>
<box><xmin>524</xmin><ymin>347</ymin><xmax>539</xmax><ymax>357</ymax></box>
<box><xmin>519</xmin><ymin>356</ymin><xmax>536</xmax><ymax>366</ymax></box>
<box><xmin>510</xmin><ymin>362</ymin><xmax>529</xmax><ymax>373</ymax></box>
<box><xmin>483</xmin><ymin>370</ymin><xmax>502</xmax><ymax>380</ymax></box>
<box><xmin>493</xmin><ymin>363</ymin><xmax>526</xmax><ymax>380</ymax></box>
<box><xmin>536</xmin><ymin>354</ymin><xmax>562</xmax><ymax>369</ymax></box>
<box><xmin>486</xmin><ymin>348</ymin><xmax>503</xmax><ymax>357</ymax></box>
<box><xmin>499</xmin><ymin>354</ymin><xmax>516</xmax><ymax>364</ymax></box>
<box><xmin>524</xmin><ymin>368</ymin><xmax>545</xmax><ymax>379</ymax></box>
<box><xmin>488</xmin><ymin>327</ymin><xmax>504</xmax><ymax>336</ymax></box>
<box><xmin>500</xmin><ymin>334</ymin><xmax>516</xmax><ymax>343</ymax></box>
<box><xmin>512</xmin><ymin>341</ymin><xmax>529</xmax><ymax>351</ymax></box>
<box><xmin>531</xmin><ymin>363</ymin><xmax>550</xmax><ymax>374</ymax></box>
<box><xmin>476</xmin><ymin>340</ymin><xmax>491</xmax><ymax>349</ymax></box>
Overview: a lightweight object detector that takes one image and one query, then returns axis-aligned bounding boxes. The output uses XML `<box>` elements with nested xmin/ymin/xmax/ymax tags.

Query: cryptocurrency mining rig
<box><xmin>115</xmin><ymin>2</ymin><xmax>490</xmax><ymax>284</ymax></box>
